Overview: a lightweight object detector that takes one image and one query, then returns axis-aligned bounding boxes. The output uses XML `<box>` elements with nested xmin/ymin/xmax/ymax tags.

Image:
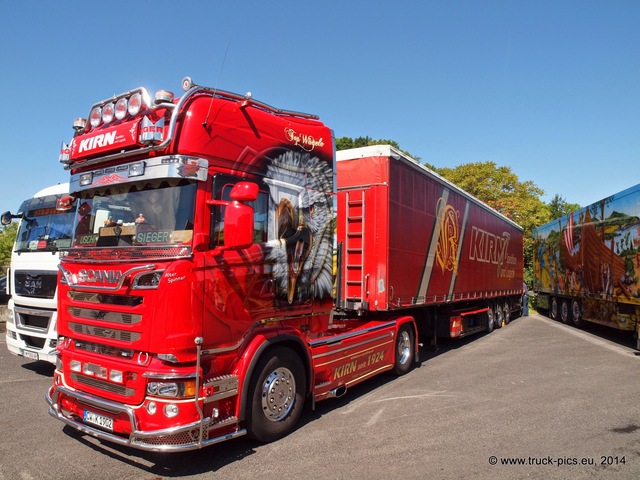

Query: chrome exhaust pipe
<box><xmin>328</xmin><ymin>385</ymin><xmax>347</xmax><ymax>398</ymax></box>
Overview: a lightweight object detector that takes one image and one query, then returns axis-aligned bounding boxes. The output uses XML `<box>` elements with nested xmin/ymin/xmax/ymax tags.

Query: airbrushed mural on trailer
<box><xmin>533</xmin><ymin>183</ymin><xmax>640</xmax><ymax>330</ymax></box>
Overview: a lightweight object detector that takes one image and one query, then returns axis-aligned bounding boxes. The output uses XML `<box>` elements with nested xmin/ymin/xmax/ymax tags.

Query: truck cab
<box><xmin>3</xmin><ymin>183</ymin><xmax>74</xmax><ymax>363</ymax></box>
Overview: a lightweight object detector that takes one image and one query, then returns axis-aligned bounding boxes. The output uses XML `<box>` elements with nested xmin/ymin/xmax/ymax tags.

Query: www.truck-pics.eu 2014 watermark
<box><xmin>488</xmin><ymin>455</ymin><xmax>628</xmax><ymax>467</ymax></box>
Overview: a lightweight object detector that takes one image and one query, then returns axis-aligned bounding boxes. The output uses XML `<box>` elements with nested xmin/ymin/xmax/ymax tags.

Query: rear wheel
<box><xmin>550</xmin><ymin>297</ymin><xmax>558</xmax><ymax>320</ymax></box>
<box><xmin>494</xmin><ymin>303</ymin><xmax>504</xmax><ymax>328</ymax></box>
<box><xmin>486</xmin><ymin>309</ymin><xmax>495</xmax><ymax>333</ymax></box>
<box><xmin>571</xmin><ymin>300</ymin><xmax>583</xmax><ymax>327</ymax></box>
<box><xmin>561</xmin><ymin>300</ymin><xmax>570</xmax><ymax>324</ymax></box>
<box><xmin>394</xmin><ymin>324</ymin><xmax>415</xmax><ymax>375</ymax></box>
<box><xmin>246</xmin><ymin>347</ymin><xmax>306</xmax><ymax>443</ymax></box>
<box><xmin>503</xmin><ymin>302</ymin><xmax>511</xmax><ymax>326</ymax></box>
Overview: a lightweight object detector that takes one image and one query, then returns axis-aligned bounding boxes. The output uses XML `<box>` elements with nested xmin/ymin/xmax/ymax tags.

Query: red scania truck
<box><xmin>47</xmin><ymin>77</ymin><xmax>524</xmax><ymax>452</ymax></box>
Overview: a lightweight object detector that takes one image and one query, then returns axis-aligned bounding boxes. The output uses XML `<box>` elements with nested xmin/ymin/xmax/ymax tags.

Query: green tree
<box><xmin>433</xmin><ymin>161</ymin><xmax>550</xmax><ymax>284</ymax></box>
<box><xmin>547</xmin><ymin>193</ymin><xmax>581</xmax><ymax>221</ymax></box>
<box><xmin>0</xmin><ymin>222</ymin><xmax>18</xmax><ymax>271</ymax></box>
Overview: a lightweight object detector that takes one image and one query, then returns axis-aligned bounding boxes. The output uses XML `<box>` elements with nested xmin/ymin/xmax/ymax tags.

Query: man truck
<box><xmin>533</xmin><ymin>183</ymin><xmax>640</xmax><ymax>348</ymax></box>
<box><xmin>46</xmin><ymin>76</ymin><xmax>523</xmax><ymax>452</ymax></box>
<box><xmin>2</xmin><ymin>183</ymin><xmax>74</xmax><ymax>364</ymax></box>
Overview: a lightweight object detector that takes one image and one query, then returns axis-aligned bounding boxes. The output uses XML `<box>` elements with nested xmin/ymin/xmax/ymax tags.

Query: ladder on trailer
<box><xmin>343</xmin><ymin>189</ymin><xmax>367</xmax><ymax>310</ymax></box>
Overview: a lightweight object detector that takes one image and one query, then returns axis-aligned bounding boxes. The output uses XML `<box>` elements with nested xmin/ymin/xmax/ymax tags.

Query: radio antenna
<box><xmin>203</xmin><ymin>42</ymin><xmax>230</xmax><ymax>127</ymax></box>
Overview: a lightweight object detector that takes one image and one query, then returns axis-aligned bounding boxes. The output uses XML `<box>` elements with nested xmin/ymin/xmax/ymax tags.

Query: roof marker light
<box><xmin>155</xmin><ymin>90</ymin><xmax>174</xmax><ymax>104</ymax></box>
<box><xmin>73</xmin><ymin>117</ymin><xmax>86</xmax><ymax>132</ymax></box>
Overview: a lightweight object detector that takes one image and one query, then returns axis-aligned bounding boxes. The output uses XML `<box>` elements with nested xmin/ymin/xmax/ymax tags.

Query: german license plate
<box><xmin>84</xmin><ymin>410</ymin><xmax>113</xmax><ymax>431</ymax></box>
<box><xmin>22</xmin><ymin>350</ymin><xmax>39</xmax><ymax>360</ymax></box>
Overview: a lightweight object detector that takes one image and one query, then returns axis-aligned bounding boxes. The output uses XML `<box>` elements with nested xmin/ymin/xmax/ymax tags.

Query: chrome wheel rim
<box><xmin>397</xmin><ymin>330</ymin><xmax>412</xmax><ymax>366</ymax></box>
<box><xmin>261</xmin><ymin>367</ymin><xmax>296</xmax><ymax>422</ymax></box>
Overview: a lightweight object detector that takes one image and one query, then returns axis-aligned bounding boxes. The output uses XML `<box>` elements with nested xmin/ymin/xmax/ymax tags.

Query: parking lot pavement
<box><xmin>1</xmin><ymin>313</ymin><xmax>639</xmax><ymax>480</ymax></box>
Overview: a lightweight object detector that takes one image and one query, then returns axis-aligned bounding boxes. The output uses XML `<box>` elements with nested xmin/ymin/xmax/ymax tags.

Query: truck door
<box><xmin>202</xmin><ymin>174</ymin><xmax>274</xmax><ymax>344</ymax></box>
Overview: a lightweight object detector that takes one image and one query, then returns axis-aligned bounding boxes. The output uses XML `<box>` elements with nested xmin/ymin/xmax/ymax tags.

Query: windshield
<box><xmin>72</xmin><ymin>179</ymin><xmax>197</xmax><ymax>248</ymax></box>
<box><xmin>15</xmin><ymin>205</ymin><xmax>75</xmax><ymax>252</ymax></box>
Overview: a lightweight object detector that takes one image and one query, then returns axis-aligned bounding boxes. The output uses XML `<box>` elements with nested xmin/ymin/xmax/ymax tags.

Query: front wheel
<box><xmin>394</xmin><ymin>324</ymin><xmax>415</xmax><ymax>375</ymax></box>
<box><xmin>246</xmin><ymin>347</ymin><xmax>306</xmax><ymax>443</ymax></box>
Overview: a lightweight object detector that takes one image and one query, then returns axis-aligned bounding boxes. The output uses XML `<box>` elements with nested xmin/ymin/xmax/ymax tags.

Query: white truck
<box><xmin>2</xmin><ymin>183</ymin><xmax>74</xmax><ymax>363</ymax></box>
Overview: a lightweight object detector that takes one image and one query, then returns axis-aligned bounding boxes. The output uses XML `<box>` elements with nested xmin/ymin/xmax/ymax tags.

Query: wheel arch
<box><xmin>395</xmin><ymin>315</ymin><xmax>419</xmax><ymax>367</ymax></box>
<box><xmin>236</xmin><ymin>333</ymin><xmax>312</xmax><ymax>423</ymax></box>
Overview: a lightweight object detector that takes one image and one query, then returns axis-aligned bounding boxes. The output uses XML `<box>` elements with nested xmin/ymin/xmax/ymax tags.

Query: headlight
<box><xmin>146</xmin><ymin>379</ymin><xmax>197</xmax><ymax>398</ymax></box>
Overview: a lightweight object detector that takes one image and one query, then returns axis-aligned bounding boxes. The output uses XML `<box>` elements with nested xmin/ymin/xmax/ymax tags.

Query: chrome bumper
<box><xmin>46</xmin><ymin>385</ymin><xmax>246</xmax><ymax>452</ymax></box>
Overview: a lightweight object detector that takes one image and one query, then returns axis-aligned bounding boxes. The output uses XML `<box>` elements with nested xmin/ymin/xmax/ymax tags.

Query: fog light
<box><xmin>110</xmin><ymin>369</ymin><xmax>123</xmax><ymax>383</ymax></box>
<box><xmin>115</xmin><ymin>98</ymin><xmax>128</xmax><ymax>120</ymax></box>
<box><xmin>146</xmin><ymin>401</ymin><xmax>157</xmax><ymax>415</ymax></box>
<box><xmin>89</xmin><ymin>107</ymin><xmax>102</xmax><ymax>128</ymax></box>
<box><xmin>79</xmin><ymin>173</ymin><xmax>93</xmax><ymax>186</ymax></box>
<box><xmin>128</xmin><ymin>161</ymin><xmax>145</xmax><ymax>177</ymax></box>
<box><xmin>128</xmin><ymin>93</ymin><xmax>143</xmax><ymax>116</ymax></box>
<box><xmin>102</xmin><ymin>102</ymin><xmax>115</xmax><ymax>124</ymax></box>
<box><xmin>164</xmin><ymin>404</ymin><xmax>179</xmax><ymax>418</ymax></box>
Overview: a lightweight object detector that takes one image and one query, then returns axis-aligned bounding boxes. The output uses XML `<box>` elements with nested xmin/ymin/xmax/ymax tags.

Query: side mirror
<box><xmin>229</xmin><ymin>182</ymin><xmax>259</xmax><ymax>202</ymax></box>
<box><xmin>1</xmin><ymin>211</ymin><xmax>12</xmax><ymax>226</ymax></box>
<box><xmin>223</xmin><ymin>200</ymin><xmax>254</xmax><ymax>248</ymax></box>
<box><xmin>207</xmin><ymin>181</ymin><xmax>258</xmax><ymax>249</ymax></box>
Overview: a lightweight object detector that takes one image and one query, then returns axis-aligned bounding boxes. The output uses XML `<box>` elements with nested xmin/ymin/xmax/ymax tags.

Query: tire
<box><xmin>394</xmin><ymin>323</ymin><xmax>415</xmax><ymax>375</ymax></box>
<box><xmin>550</xmin><ymin>297</ymin><xmax>558</xmax><ymax>320</ymax></box>
<box><xmin>494</xmin><ymin>303</ymin><xmax>504</xmax><ymax>329</ymax></box>
<box><xmin>571</xmin><ymin>300</ymin><xmax>583</xmax><ymax>328</ymax></box>
<box><xmin>486</xmin><ymin>308</ymin><xmax>495</xmax><ymax>333</ymax></box>
<box><xmin>503</xmin><ymin>303</ymin><xmax>511</xmax><ymax>326</ymax></box>
<box><xmin>246</xmin><ymin>347</ymin><xmax>306</xmax><ymax>443</ymax></box>
<box><xmin>560</xmin><ymin>300</ymin><xmax>570</xmax><ymax>324</ymax></box>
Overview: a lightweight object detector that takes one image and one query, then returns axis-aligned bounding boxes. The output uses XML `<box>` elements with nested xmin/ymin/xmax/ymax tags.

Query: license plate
<box><xmin>22</xmin><ymin>350</ymin><xmax>39</xmax><ymax>360</ymax></box>
<box><xmin>84</xmin><ymin>410</ymin><xmax>114</xmax><ymax>431</ymax></box>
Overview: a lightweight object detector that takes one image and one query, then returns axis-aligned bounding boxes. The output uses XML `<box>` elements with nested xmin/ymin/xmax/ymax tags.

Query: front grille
<box><xmin>71</xmin><ymin>372</ymin><xmax>134</xmax><ymax>396</ymax></box>
<box><xmin>75</xmin><ymin>340</ymin><xmax>134</xmax><ymax>359</ymax></box>
<box><xmin>68</xmin><ymin>322</ymin><xmax>141</xmax><ymax>342</ymax></box>
<box><xmin>20</xmin><ymin>333</ymin><xmax>45</xmax><ymax>349</ymax></box>
<box><xmin>16</xmin><ymin>308</ymin><xmax>53</xmax><ymax>330</ymax></box>
<box><xmin>63</xmin><ymin>246</ymin><xmax>192</xmax><ymax>263</ymax></box>
<box><xmin>14</xmin><ymin>271</ymin><xmax>57</xmax><ymax>299</ymax></box>
<box><xmin>68</xmin><ymin>307</ymin><xmax>141</xmax><ymax>325</ymax></box>
<box><xmin>68</xmin><ymin>291</ymin><xmax>143</xmax><ymax>307</ymax></box>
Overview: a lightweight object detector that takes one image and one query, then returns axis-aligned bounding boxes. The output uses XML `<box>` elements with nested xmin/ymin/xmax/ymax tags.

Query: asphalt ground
<box><xmin>1</xmin><ymin>312</ymin><xmax>639</xmax><ymax>480</ymax></box>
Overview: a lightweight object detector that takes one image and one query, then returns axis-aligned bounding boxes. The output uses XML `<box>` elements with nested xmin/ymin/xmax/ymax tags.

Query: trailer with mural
<box><xmin>2</xmin><ymin>183</ymin><xmax>74</xmax><ymax>364</ymax></box>
<box><xmin>46</xmin><ymin>76</ymin><xmax>524</xmax><ymax>452</ymax></box>
<box><xmin>532</xmin><ymin>183</ymin><xmax>640</xmax><ymax>348</ymax></box>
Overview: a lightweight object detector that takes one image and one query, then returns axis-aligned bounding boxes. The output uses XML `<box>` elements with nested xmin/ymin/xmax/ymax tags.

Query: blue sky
<box><xmin>0</xmin><ymin>0</ymin><xmax>637</xmax><ymax>214</ymax></box>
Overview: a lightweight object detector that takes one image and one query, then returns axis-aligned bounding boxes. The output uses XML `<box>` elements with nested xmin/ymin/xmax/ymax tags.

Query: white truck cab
<box><xmin>2</xmin><ymin>183</ymin><xmax>73</xmax><ymax>363</ymax></box>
